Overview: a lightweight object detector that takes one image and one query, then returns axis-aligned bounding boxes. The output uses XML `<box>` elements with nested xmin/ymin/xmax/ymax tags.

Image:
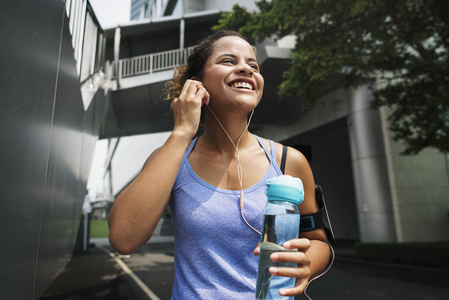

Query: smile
<box><xmin>229</xmin><ymin>81</ymin><xmax>254</xmax><ymax>90</ymax></box>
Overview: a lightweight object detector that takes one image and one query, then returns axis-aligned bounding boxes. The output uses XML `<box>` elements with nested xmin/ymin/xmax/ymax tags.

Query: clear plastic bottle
<box><xmin>255</xmin><ymin>175</ymin><xmax>304</xmax><ymax>300</ymax></box>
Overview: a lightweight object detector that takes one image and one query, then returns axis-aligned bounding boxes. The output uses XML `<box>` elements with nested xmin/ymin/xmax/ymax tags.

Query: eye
<box><xmin>220</xmin><ymin>58</ymin><xmax>235</xmax><ymax>64</ymax></box>
<box><xmin>250</xmin><ymin>64</ymin><xmax>260</xmax><ymax>71</ymax></box>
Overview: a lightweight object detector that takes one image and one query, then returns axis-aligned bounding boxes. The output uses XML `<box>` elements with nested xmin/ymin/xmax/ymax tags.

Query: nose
<box><xmin>236</xmin><ymin>62</ymin><xmax>254</xmax><ymax>75</ymax></box>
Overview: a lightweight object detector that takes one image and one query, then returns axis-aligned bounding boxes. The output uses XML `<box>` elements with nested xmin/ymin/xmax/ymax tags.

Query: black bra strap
<box><xmin>280</xmin><ymin>145</ymin><xmax>288</xmax><ymax>174</ymax></box>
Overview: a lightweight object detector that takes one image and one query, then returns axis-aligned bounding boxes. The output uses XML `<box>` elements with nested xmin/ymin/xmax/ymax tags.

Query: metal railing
<box><xmin>112</xmin><ymin>46</ymin><xmax>195</xmax><ymax>80</ymax></box>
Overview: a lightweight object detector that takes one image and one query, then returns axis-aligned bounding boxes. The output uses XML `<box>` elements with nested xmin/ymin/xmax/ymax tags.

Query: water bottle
<box><xmin>255</xmin><ymin>175</ymin><xmax>304</xmax><ymax>300</ymax></box>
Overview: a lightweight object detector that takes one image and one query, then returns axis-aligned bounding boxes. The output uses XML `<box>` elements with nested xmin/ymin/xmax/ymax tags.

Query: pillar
<box><xmin>347</xmin><ymin>86</ymin><xmax>397</xmax><ymax>242</ymax></box>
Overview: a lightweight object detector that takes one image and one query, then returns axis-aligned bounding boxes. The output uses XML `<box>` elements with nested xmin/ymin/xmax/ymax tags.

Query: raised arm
<box><xmin>108</xmin><ymin>80</ymin><xmax>209</xmax><ymax>254</ymax></box>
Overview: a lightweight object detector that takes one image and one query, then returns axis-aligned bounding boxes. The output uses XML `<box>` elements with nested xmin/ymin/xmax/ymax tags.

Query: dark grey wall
<box><xmin>0</xmin><ymin>1</ymin><xmax>107</xmax><ymax>299</ymax></box>
<box><xmin>283</xmin><ymin>118</ymin><xmax>360</xmax><ymax>241</ymax></box>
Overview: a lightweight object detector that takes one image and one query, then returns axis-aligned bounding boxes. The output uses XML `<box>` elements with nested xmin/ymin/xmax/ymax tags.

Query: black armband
<box><xmin>300</xmin><ymin>184</ymin><xmax>336</xmax><ymax>245</ymax></box>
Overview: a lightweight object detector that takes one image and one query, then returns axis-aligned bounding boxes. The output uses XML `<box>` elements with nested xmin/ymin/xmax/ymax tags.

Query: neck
<box><xmin>201</xmin><ymin>106</ymin><xmax>254</xmax><ymax>153</ymax></box>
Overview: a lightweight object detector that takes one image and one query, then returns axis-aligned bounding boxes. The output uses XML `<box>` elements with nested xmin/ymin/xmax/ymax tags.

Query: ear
<box><xmin>191</xmin><ymin>76</ymin><xmax>201</xmax><ymax>82</ymax></box>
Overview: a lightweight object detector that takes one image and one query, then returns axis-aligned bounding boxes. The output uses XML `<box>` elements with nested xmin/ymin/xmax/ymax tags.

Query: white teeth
<box><xmin>231</xmin><ymin>81</ymin><xmax>253</xmax><ymax>90</ymax></box>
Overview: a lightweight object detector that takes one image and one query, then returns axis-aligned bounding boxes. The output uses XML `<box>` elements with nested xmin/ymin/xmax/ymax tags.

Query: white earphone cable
<box><xmin>303</xmin><ymin>244</ymin><xmax>335</xmax><ymax>300</ymax></box>
<box><xmin>205</xmin><ymin>105</ymin><xmax>260</xmax><ymax>235</ymax></box>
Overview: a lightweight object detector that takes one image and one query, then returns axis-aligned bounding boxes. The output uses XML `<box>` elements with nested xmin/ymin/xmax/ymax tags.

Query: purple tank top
<box><xmin>169</xmin><ymin>135</ymin><xmax>283</xmax><ymax>299</ymax></box>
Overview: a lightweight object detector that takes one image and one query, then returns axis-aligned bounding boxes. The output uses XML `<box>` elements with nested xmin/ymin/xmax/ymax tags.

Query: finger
<box><xmin>179</xmin><ymin>79</ymin><xmax>193</xmax><ymax>96</ymax></box>
<box><xmin>270</xmin><ymin>251</ymin><xmax>310</xmax><ymax>266</ymax></box>
<box><xmin>180</xmin><ymin>80</ymin><xmax>208</xmax><ymax>105</ymax></box>
<box><xmin>277</xmin><ymin>279</ymin><xmax>309</xmax><ymax>297</ymax></box>
<box><xmin>183</xmin><ymin>80</ymin><xmax>201</xmax><ymax>98</ymax></box>
<box><xmin>269</xmin><ymin>264</ymin><xmax>310</xmax><ymax>279</ymax></box>
<box><xmin>202</xmin><ymin>88</ymin><xmax>210</xmax><ymax>105</ymax></box>
<box><xmin>253</xmin><ymin>242</ymin><xmax>261</xmax><ymax>256</ymax></box>
<box><xmin>190</xmin><ymin>82</ymin><xmax>209</xmax><ymax>106</ymax></box>
<box><xmin>178</xmin><ymin>80</ymin><xmax>199</xmax><ymax>99</ymax></box>
<box><xmin>268</xmin><ymin>266</ymin><xmax>310</xmax><ymax>297</ymax></box>
<box><xmin>283</xmin><ymin>238</ymin><xmax>311</xmax><ymax>251</ymax></box>
<box><xmin>186</xmin><ymin>79</ymin><xmax>205</xmax><ymax>91</ymax></box>
<box><xmin>201</xmin><ymin>89</ymin><xmax>210</xmax><ymax>106</ymax></box>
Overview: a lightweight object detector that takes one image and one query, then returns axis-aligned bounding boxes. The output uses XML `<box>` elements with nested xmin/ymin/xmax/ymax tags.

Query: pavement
<box><xmin>39</xmin><ymin>238</ymin><xmax>449</xmax><ymax>300</ymax></box>
<box><xmin>39</xmin><ymin>237</ymin><xmax>175</xmax><ymax>300</ymax></box>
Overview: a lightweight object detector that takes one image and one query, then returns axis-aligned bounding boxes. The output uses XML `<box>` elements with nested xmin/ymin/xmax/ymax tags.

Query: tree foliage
<box><xmin>214</xmin><ymin>0</ymin><xmax>449</xmax><ymax>154</ymax></box>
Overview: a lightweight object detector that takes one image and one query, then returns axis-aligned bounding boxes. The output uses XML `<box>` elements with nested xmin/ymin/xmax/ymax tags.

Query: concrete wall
<box><xmin>347</xmin><ymin>87</ymin><xmax>396</xmax><ymax>242</ymax></box>
<box><xmin>381</xmin><ymin>108</ymin><xmax>449</xmax><ymax>242</ymax></box>
<box><xmin>0</xmin><ymin>1</ymin><xmax>107</xmax><ymax>299</ymax></box>
<box><xmin>282</xmin><ymin>118</ymin><xmax>360</xmax><ymax>241</ymax></box>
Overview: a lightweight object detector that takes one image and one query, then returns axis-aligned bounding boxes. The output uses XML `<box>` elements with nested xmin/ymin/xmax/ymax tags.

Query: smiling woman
<box><xmin>201</xmin><ymin>35</ymin><xmax>264</xmax><ymax>118</ymax></box>
<box><xmin>107</xmin><ymin>30</ymin><xmax>331</xmax><ymax>300</ymax></box>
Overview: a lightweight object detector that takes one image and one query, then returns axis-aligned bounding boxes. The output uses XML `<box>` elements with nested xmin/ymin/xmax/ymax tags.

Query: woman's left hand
<box><xmin>254</xmin><ymin>238</ymin><xmax>312</xmax><ymax>297</ymax></box>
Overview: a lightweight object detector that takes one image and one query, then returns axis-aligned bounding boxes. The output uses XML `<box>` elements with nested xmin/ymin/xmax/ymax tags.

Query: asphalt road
<box><xmin>41</xmin><ymin>239</ymin><xmax>449</xmax><ymax>300</ymax></box>
<box><xmin>125</xmin><ymin>242</ymin><xmax>449</xmax><ymax>300</ymax></box>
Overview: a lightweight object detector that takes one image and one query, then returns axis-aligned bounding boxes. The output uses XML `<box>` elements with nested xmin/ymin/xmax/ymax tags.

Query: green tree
<box><xmin>214</xmin><ymin>0</ymin><xmax>449</xmax><ymax>154</ymax></box>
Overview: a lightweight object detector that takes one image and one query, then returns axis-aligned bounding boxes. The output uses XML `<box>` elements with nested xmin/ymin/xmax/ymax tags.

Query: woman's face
<box><xmin>201</xmin><ymin>36</ymin><xmax>264</xmax><ymax>113</ymax></box>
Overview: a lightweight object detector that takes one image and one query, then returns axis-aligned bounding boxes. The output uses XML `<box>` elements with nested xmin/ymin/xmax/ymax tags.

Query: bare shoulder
<box><xmin>255</xmin><ymin>137</ymin><xmax>310</xmax><ymax>175</ymax></box>
<box><xmin>282</xmin><ymin>146</ymin><xmax>311</xmax><ymax>178</ymax></box>
<box><xmin>141</xmin><ymin>138</ymin><xmax>193</xmax><ymax>171</ymax></box>
<box><xmin>254</xmin><ymin>136</ymin><xmax>284</xmax><ymax>165</ymax></box>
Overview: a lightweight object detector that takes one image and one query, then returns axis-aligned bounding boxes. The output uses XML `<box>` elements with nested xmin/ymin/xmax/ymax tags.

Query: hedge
<box><xmin>354</xmin><ymin>242</ymin><xmax>449</xmax><ymax>270</ymax></box>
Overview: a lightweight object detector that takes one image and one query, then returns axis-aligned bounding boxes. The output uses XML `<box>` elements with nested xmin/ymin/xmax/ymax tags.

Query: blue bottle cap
<box><xmin>265</xmin><ymin>175</ymin><xmax>304</xmax><ymax>205</ymax></box>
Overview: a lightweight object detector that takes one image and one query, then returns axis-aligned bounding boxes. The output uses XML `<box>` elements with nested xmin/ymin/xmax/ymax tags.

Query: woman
<box><xmin>108</xmin><ymin>30</ymin><xmax>330</xmax><ymax>299</ymax></box>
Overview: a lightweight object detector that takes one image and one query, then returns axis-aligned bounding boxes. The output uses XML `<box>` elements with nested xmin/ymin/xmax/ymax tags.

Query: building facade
<box><xmin>0</xmin><ymin>0</ymin><xmax>107</xmax><ymax>298</ymax></box>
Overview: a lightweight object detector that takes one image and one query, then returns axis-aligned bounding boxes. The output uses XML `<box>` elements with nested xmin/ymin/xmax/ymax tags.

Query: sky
<box><xmin>90</xmin><ymin>0</ymin><xmax>131</xmax><ymax>29</ymax></box>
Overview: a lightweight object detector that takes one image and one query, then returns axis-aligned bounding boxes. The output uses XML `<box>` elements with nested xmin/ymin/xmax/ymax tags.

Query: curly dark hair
<box><xmin>164</xmin><ymin>30</ymin><xmax>246</xmax><ymax>100</ymax></box>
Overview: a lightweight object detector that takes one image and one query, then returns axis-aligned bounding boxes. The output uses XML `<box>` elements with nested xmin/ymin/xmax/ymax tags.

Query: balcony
<box><xmin>108</xmin><ymin>46</ymin><xmax>195</xmax><ymax>90</ymax></box>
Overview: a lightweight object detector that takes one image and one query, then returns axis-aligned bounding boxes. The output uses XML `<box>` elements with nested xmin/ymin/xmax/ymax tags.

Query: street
<box><xmin>41</xmin><ymin>239</ymin><xmax>449</xmax><ymax>300</ymax></box>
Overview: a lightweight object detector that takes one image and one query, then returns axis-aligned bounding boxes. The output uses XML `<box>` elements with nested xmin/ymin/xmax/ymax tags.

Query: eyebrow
<box><xmin>217</xmin><ymin>53</ymin><xmax>259</xmax><ymax>64</ymax></box>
